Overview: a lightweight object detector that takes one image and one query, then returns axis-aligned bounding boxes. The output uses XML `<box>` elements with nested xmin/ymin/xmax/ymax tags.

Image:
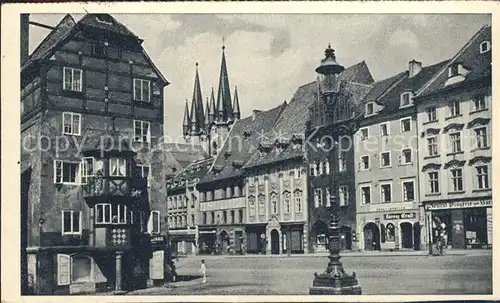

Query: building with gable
<box><xmin>355</xmin><ymin>59</ymin><xmax>448</xmax><ymax>251</ymax></box>
<box><xmin>20</xmin><ymin>14</ymin><xmax>171</xmax><ymax>294</ymax></box>
<box><xmin>166</xmin><ymin>157</ymin><xmax>213</xmax><ymax>255</ymax></box>
<box><xmin>414</xmin><ymin>25</ymin><xmax>492</xmax><ymax>250</ymax></box>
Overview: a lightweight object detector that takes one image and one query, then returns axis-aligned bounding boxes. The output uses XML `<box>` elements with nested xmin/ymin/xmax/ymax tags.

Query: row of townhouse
<box><xmin>165</xmin><ymin>25</ymin><xmax>491</xmax><ymax>256</ymax></box>
<box><xmin>354</xmin><ymin>25</ymin><xmax>492</xmax><ymax>251</ymax></box>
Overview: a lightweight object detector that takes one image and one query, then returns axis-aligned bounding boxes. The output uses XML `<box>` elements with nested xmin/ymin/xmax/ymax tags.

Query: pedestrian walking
<box><xmin>200</xmin><ymin>260</ymin><xmax>207</xmax><ymax>283</ymax></box>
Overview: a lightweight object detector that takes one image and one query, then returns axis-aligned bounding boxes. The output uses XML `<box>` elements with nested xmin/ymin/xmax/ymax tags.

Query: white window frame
<box><xmin>138</xmin><ymin>164</ymin><xmax>151</xmax><ymax>187</ymax></box>
<box><xmin>62</xmin><ymin>112</ymin><xmax>82</xmax><ymax>136</ymax></box>
<box><xmin>472</xmin><ymin>95</ymin><xmax>487</xmax><ymax>112</ymax></box>
<box><xmin>54</xmin><ymin>160</ymin><xmax>81</xmax><ymax>185</ymax></box>
<box><xmin>450</xmin><ymin>168</ymin><xmax>464</xmax><ymax>192</ymax></box>
<box><xmin>380</xmin><ymin>182</ymin><xmax>393</xmax><ymax>203</ymax></box>
<box><xmin>427</xmin><ymin>136</ymin><xmax>438</xmax><ymax>157</ymax></box>
<box><xmin>133</xmin><ymin>78</ymin><xmax>151</xmax><ymax>102</ymax></box>
<box><xmin>339</xmin><ymin>185</ymin><xmax>348</xmax><ymax>207</ymax></box>
<box><xmin>95</xmin><ymin>203</ymin><xmax>112</xmax><ymax>224</ymax></box>
<box><xmin>475</xmin><ymin>165</ymin><xmax>489</xmax><ymax>190</ymax></box>
<box><xmin>134</xmin><ymin>120</ymin><xmax>151</xmax><ymax>143</ymax></box>
<box><xmin>63</xmin><ymin>67</ymin><xmax>83</xmax><ymax>92</ymax></box>
<box><xmin>360</xmin><ymin>127</ymin><xmax>369</xmax><ymax>141</ymax></box>
<box><xmin>400</xmin><ymin>148</ymin><xmax>413</xmax><ymax>165</ymax></box>
<box><xmin>449</xmin><ymin>131</ymin><xmax>462</xmax><ymax>153</ymax></box>
<box><xmin>400</xmin><ymin>117</ymin><xmax>412</xmax><ymax>133</ymax></box>
<box><xmin>379</xmin><ymin>122</ymin><xmax>389</xmax><ymax>137</ymax></box>
<box><xmin>80</xmin><ymin>157</ymin><xmax>95</xmax><ymax>185</ymax></box>
<box><xmin>402</xmin><ymin>180</ymin><xmax>415</xmax><ymax>202</ymax></box>
<box><xmin>428</xmin><ymin>171</ymin><xmax>440</xmax><ymax>194</ymax></box>
<box><xmin>360</xmin><ymin>155</ymin><xmax>370</xmax><ymax>170</ymax></box>
<box><xmin>365</xmin><ymin>102</ymin><xmax>375</xmax><ymax>116</ymax></box>
<box><xmin>338</xmin><ymin>151</ymin><xmax>347</xmax><ymax>172</ymax></box>
<box><xmin>61</xmin><ymin>210</ymin><xmax>82</xmax><ymax>235</ymax></box>
<box><xmin>400</xmin><ymin>92</ymin><xmax>413</xmax><ymax>108</ymax></box>
<box><xmin>109</xmin><ymin>158</ymin><xmax>127</xmax><ymax>177</ymax></box>
<box><xmin>480</xmin><ymin>41</ymin><xmax>491</xmax><ymax>54</ymax></box>
<box><xmin>271</xmin><ymin>194</ymin><xmax>278</xmax><ymax>214</ymax></box>
<box><xmin>148</xmin><ymin>211</ymin><xmax>161</xmax><ymax>234</ymax></box>
<box><xmin>380</xmin><ymin>151</ymin><xmax>391</xmax><ymax>168</ymax></box>
<box><xmin>360</xmin><ymin>185</ymin><xmax>371</xmax><ymax>205</ymax></box>
<box><xmin>294</xmin><ymin>192</ymin><xmax>302</xmax><ymax>213</ymax></box>
<box><xmin>448</xmin><ymin>100</ymin><xmax>461</xmax><ymax>117</ymax></box>
<box><xmin>314</xmin><ymin>188</ymin><xmax>322</xmax><ymax>208</ymax></box>
<box><xmin>474</xmin><ymin>126</ymin><xmax>488</xmax><ymax>149</ymax></box>
<box><xmin>426</xmin><ymin>107</ymin><xmax>437</xmax><ymax>122</ymax></box>
<box><xmin>325</xmin><ymin>188</ymin><xmax>331</xmax><ymax>207</ymax></box>
<box><xmin>284</xmin><ymin>192</ymin><xmax>291</xmax><ymax>214</ymax></box>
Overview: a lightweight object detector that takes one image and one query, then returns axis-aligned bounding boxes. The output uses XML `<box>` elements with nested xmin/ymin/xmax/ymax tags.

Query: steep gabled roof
<box><xmin>417</xmin><ymin>25</ymin><xmax>491</xmax><ymax>98</ymax></box>
<box><xmin>22</xmin><ymin>14</ymin><xmax>169</xmax><ymax>85</ymax></box>
<box><xmin>165</xmin><ymin>143</ymin><xmax>208</xmax><ymax>176</ymax></box>
<box><xmin>362</xmin><ymin>72</ymin><xmax>407</xmax><ymax>103</ymax></box>
<box><xmin>167</xmin><ymin>157</ymin><xmax>213</xmax><ymax>191</ymax></box>
<box><xmin>199</xmin><ymin>103</ymin><xmax>286</xmax><ymax>184</ymax></box>
<box><xmin>243</xmin><ymin>61</ymin><xmax>374</xmax><ymax>169</ymax></box>
<box><xmin>22</xmin><ymin>14</ymin><xmax>76</xmax><ymax>71</ymax></box>
<box><xmin>376</xmin><ymin>60</ymin><xmax>449</xmax><ymax>114</ymax></box>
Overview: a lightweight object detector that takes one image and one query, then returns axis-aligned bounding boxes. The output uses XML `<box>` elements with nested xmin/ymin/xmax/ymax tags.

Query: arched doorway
<box><xmin>363</xmin><ymin>223</ymin><xmax>380</xmax><ymax>250</ymax></box>
<box><xmin>270</xmin><ymin>229</ymin><xmax>280</xmax><ymax>254</ymax></box>
<box><xmin>311</xmin><ymin>220</ymin><xmax>329</xmax><ymax>252</ymax></box>
<box><xmin>413</xmin><ymin>222</ymin><xmax>421</xmax><ymax>250</ymax></box>
<box><xmin>400</xmin><ymin>222</ymin><xmax>413</xmax><ymax>249</ymax></box>
<box><xmin>219</xmin><ymin>230</ymin><xmax>230</xmax><ymax>254</ymax></box>
<box><xmin>340</xmin><ymin>226</ymin><xmax>352</xmax><ymax>250</ymax></box>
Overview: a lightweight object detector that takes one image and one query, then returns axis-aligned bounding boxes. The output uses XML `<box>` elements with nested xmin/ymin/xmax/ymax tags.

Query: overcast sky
<box><xmin>28</xmin><ymin>13</ymin><xmax>490</xmax><ymax>139</ymax></box>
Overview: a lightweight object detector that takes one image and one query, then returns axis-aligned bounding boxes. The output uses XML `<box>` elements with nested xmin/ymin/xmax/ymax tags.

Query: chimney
<box><xmin>408</xmin><ymin>59</ymin><xmax>422</xmax><ymax>78</ymax></box>
<box><xmin>20</xmin><ymin>14</ymin><xmax>30</xmax><ymax>66</ymax></box>
<box><xmin>252</xmin><ymin>110</ymin><xmax>262</xmax><ymax>122</ymax></box>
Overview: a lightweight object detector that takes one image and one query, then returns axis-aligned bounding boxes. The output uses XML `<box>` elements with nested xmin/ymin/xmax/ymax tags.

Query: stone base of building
<box><xmin>309</xmin><ymin>285</ymin><xmax>362</xmax><ymax>295</ymax></box>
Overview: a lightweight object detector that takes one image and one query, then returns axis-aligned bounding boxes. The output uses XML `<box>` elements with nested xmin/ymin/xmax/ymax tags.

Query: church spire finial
<box><xmin>222</xmin><ymin>37</ymin><xmax>225</xmax><ymax>50</ymax></box>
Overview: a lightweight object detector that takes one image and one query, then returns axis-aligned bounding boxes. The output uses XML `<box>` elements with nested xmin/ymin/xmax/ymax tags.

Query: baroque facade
<box><xmin>20</xmin><ymin>14</ymin><xmax>172</xmax><ymax>294</ymax></box>
<box><xmin>415</xmin><ymin>25</ymin><xmax>492</xmax><ymax>250</ymax></box>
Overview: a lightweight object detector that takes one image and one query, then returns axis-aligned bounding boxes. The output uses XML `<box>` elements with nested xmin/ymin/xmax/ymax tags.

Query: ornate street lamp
<box><xmin>309</xmin><ymin>194</ymin><xmax>362</xmax><ymax>294</ymax></box>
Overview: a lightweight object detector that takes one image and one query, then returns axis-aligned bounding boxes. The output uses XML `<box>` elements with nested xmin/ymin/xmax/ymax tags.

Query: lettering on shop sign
<box><xmin>371</xmin><ymin>204</ymin><xmax>414</xmax><ymax>212</ymax></box>
<box><xmin>425</xmin><ymin>200</ymin><xmax>492</xmax><ymax>210</ymax></box>
<box><xmin>151</xmin><ymin>235</ymin><xmax>165</xmax><ymax>244</ymax></box>
<box><xmin>383</xmin><ymin>212</ymin><xmax>416</xmax><ymax>220</ymax></box>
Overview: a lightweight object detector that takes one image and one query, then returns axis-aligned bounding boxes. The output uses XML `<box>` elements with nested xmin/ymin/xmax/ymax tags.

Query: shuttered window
<box><xmin>57</xmin><ymin>254</ymin><xmax>71</xmax><ymax>285</ymax></box>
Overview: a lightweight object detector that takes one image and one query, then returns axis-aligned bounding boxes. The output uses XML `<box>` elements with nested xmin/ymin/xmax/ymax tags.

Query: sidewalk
<box><xmin>173</xmin><ymin>249</ymin><xmax>491</xmax><ymax>261</ymax></box>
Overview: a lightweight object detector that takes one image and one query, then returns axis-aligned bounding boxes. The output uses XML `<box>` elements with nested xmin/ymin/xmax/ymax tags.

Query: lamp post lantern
<box><xmin>309</xmin><ymin>194</ymin><xmax>362</xmax><ymax>295</ymax></box>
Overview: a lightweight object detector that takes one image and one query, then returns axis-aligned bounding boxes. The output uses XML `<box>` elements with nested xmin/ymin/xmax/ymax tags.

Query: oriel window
<box><xmin>109</xmin><ymin>158</ymin><xmax>127</xmax><ymax>177</ymax></box>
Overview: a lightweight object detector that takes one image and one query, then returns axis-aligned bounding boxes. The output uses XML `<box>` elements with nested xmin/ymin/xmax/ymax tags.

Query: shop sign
<box><xmin>425</xmin><ymin>199</ymin><xmax>492</xmax><ymax>210</ymax></box>
<box><xmin>151</xmin><ymin>235</ymin><xmax>165</xmax><ymax>245</ymax></box>
<box><xmin>370</xmin><ymin>204</ymin><xmax>414</xmax><ymax>212</ymax></box>
<box><xmin>383</xmin><ymin>212</ymin><xmax>416</xmax><ymax>220</ymax></box>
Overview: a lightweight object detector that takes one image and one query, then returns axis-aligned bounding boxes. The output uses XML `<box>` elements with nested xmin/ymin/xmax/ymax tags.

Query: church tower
<box><xmin>209</xmin><ymin>43</ymin><xmax>239</xmax><ymax>156</ymax></box>
<box><xmin>182</xmin><ymin>44</ymin><xmax>240</xmax><ymax>156</ymax></box>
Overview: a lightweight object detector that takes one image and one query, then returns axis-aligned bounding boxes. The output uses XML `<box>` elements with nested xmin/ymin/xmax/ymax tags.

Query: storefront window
<box><xmin>72</xmin><ymin>255</ymin><xmax>92</xmax><ymax>283</ymax></box>
<box><xmin>386</xmin><ymin>223</ymin><xmax>395</xmax><ymax>242</ymax></box>
<box><xmin>465</xmin><ymin>208</ymin><xmax>487</xmax><ymax>246</ymax></box>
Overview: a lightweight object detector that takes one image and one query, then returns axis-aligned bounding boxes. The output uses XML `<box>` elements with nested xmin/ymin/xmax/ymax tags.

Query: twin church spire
<box><xmin>182</xmin><ymin>44</ymin><xmax>240</xmax><ymax>137</ymax></box>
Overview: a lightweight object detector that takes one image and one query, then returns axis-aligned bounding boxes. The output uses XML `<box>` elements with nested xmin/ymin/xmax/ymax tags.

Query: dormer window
<box><xmin>448</xmin><ymin>63</ymin><xmax>469</xmax><ymax>78</ymax></box>
<box><xmin>400</xmin><ymin>92</ymin><xmax>413</xmax><ymax>108</ymax></box>
<box><xmin>480</xmin><ymin>41</ymin><xmax>491</xmax><ymax>54</ymax></box>
<box><xmin>365</xmin><ymin>102</ymin><xmax>374</xmax><ymax>116</ymax></box>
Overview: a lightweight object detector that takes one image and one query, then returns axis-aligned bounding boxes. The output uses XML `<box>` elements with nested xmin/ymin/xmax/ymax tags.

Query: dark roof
<box><xmin>374</xmin><ymin>60</ymin><xmax>449</xmax><ymax>114</ymax></box>
<box><xmin>167</xmin><ymin>157</ymin><xmax>213</xmax><ymax>191</ymax></box>
<box><xmin>417</xmin><ymin>25</ymin><xmax>491</xmax><ymax>98</ymax></box>
<box><xmin>78</xmin><ymin>14</ymin><xmax>139</xmax><ymax>38</ymax></box>
<box><xmin>22</xmin><ymin>14</ymin><xmax>76</xmax><ymax>71</ymax></box>
<box><xmin>165</xmin><ymin>143</ymin><xmax>208</xmax><ymax>172</ymax></box>
<box><xmin>199</xmin><ymin>103</ymin><xmax>286</xmax><ymax>184</ymax></box>
<box><xmin>362</xmin><ymin>72</ymin><xmax>406</xmax><ymax>103</ymax></box>
<box><xmin>340</xmin><ymin>60</ymin><xmax>375</xmax><ymax>85</ymax></box>
<box><xmin>22</xmin><ymin>14</ymin><xmax>168</xmax><ymax>85</ymax></box>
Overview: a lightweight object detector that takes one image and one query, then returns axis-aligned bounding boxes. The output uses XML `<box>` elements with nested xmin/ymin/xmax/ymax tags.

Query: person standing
<box><xmin>200</xmin><ymin>260</ymin><xmax>207</xmax><ymax>283</ymax></box>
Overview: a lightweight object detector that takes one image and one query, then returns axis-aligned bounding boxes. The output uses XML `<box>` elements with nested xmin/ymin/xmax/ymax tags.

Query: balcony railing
<box><xmin>83</xmin><ymin>176</ymin><xmax>148</xmax><ymax>199</ymax></box>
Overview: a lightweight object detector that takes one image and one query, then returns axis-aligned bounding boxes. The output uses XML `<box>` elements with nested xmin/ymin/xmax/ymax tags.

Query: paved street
<box><xmin>130</xmin><ymin>251</ymin><xmax>492</xmax><ymax>295</ymax></box>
